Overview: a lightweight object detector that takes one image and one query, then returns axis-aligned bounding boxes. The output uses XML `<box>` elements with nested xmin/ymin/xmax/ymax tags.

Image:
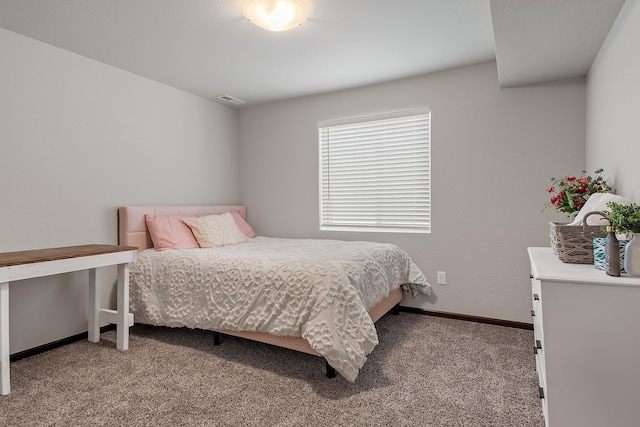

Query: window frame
<box><xmin>318</xmin><ymin>108</ymin><xmax>431</xmax><ymax>234</ymax></box>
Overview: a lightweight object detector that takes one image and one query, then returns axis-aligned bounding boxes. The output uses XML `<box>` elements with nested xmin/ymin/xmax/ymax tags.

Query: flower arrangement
<box><xmin>544</xmin><ymin>168</ymin><xmax>611</xmax><ymax>215</ymax></box>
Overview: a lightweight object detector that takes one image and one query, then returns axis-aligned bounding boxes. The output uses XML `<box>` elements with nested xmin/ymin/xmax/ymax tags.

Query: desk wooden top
<box><xmin>0</xmin><ymin>245</ymin><xmax>138</xmax><ymax>268</ymax></box>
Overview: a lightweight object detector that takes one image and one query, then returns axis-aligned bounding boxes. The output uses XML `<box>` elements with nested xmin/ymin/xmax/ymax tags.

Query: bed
<box><xmin>118</xmin><ymin>205</ymin><xmax>431</xmax><ymax>381</ymax></box>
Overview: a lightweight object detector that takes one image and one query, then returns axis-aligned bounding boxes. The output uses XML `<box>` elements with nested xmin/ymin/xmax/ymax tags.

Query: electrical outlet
<box><xmin>437</xmin><ymin>271</ymin><xmax>446</xmax><ymax>285</ymax></box>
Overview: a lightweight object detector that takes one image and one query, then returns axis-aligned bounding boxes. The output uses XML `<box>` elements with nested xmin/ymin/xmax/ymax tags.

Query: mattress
<box><xmin>129</xmin><ymin>236</ymin><xmax>431</xmax><ymax>381</ymax></box>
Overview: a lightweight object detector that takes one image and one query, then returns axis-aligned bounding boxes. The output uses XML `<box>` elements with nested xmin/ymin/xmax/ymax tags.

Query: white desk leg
<box><xmin>116</xmin><ymin>263</ymin><xmax>129</xmax><ymax>350</ymax></box>
<box><xmin>1</xmin><ymin>282</ymin><xmax>10</xmax><ymax>395</ymax></box>
<box><xmin>87</xmin><ymin>268</ymin><xmax>100</xmax><ymax>343</ymax></box>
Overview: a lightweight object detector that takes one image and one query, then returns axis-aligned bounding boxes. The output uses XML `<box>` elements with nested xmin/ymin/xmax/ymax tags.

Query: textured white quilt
<box><xmin>129</xmin><ymin>236</ymin><xmax>431</xmax><ymax>381</ymax></box>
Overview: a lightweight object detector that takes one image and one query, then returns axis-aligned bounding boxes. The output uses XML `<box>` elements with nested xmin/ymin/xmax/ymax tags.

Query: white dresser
<box><xmin>528</xmin><ymin>247</ymin><xmax>640</xmax><ymax>427</ymax></box>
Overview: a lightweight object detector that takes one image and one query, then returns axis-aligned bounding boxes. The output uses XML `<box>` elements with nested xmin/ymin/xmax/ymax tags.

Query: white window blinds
<box><xmin>319</xmin><ymin>109</ymin><xmax>431</xmax><ymax>233</ymax></box>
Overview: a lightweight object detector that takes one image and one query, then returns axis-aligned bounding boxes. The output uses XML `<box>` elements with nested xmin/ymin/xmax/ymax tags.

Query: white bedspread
<box><xmin>129</xmin><ymin>236</ymin><xmax>431</xmax><ymax>381</ymax></box>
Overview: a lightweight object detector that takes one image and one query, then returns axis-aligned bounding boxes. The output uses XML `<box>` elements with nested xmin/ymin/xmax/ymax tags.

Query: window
<box><xmin>319</xmin><ymin>108</ymin><xmax>431</xmax><ymax>233</ymax></box>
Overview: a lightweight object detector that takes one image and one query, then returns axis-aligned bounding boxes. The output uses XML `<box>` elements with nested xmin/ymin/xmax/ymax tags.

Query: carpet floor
<box><xmin>0</xmin><ymin>313</ymin><xmax>544</xmax><ymax>426</ymax></box>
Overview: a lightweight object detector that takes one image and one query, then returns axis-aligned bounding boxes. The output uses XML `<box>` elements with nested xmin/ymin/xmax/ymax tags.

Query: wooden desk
<box><xmin>0</xmin><ymin>244</ymin><xmax>137</xmax><ymax>395</ymax></box>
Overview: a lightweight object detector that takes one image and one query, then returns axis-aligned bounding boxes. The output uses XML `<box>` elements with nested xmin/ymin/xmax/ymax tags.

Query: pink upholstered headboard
<box><xmin>118</xmin><ymin>205</ymin><xmax>247</xmax><ymax>250</ymax></box>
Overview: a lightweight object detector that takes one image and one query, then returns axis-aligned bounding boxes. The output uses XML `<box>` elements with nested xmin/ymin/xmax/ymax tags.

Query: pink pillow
<box><xmin>145</xmin><ymin>215</ymin><xmax>200</xmax><ymax>250</ymax></box>
<box><xmin>231</xmin><ymin>210</ymin><xmax>257</xmax><ymax>238</ymax></box>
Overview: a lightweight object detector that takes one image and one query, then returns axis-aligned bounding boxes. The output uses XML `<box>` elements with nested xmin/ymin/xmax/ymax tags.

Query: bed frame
<box><xmin>118</xmin><ymin>205</ymin><xmax>403</xmax><ymax>378</ymax></box>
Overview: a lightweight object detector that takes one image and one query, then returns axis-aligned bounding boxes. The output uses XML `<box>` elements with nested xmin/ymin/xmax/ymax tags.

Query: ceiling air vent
<box><xmin>217</xmin><ymin>95</ymin><xmax>246</xmax><ymax>105</ymax></box>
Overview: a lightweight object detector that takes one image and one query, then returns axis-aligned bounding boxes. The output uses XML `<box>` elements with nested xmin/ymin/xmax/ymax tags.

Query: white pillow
<box><xmin>568</xmin><ymin>193</ymin><xmax>633</xmax><ymax>226</ymax></box>
<box><xmin>182</xmin><ymin>212</ymin><xmax>249</xmax><ymax>248</ymax></box>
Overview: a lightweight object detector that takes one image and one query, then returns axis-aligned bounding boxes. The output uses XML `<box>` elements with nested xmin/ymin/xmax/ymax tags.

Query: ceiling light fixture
<box><xmin>243</xmin><ymin>0</ymin><xmax>307</xmax><ymax>32</ymax></box>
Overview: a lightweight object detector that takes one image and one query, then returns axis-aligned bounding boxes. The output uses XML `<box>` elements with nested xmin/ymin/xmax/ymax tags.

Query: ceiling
<box><xmin>491</xmin><ymin>0</ymin><xmax>627</xmax><ymax>87</ymax></box>
<box><xmin>0</xmin><ymin>0</ymin><xmax>627</xmax><ymax>107</ymax></box>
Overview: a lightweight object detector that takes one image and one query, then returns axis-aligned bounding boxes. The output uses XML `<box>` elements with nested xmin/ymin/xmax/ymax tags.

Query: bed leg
<box><xmin>213</xmin><ymin>332</ymin><xmax>221</xmax><ymax>346</ymax></box>
<box><xmin>392</xmin><ymin>303</ymin><xmax>400</xmax><ymax>315</ymax></box>
<box><xmin>325</xmin><ymin>361</ymin><xmax>336</xmax><ymax>379</ymax></box>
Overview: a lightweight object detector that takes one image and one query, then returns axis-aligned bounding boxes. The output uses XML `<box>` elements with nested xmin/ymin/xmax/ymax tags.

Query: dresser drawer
<box><xmin>532</xmin><ymin>301</ymin><xmax>544</xmax><ymax>341</ymax></box>
<box><xmin>533</xmin><ymin>334</ymin><xmax>546</xmax><ymax>381</ymax></box>
<box><xmin>531</xmin><ymin>279</ymin><xmax>544</xmax><ymax>339</ymax></box>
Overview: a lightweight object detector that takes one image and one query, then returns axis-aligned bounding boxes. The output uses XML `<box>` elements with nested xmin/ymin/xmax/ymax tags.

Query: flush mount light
<box><xmin>243</xmin><ymin>0</ymin><xmax>307</xmax><ymax>32</ymax></box>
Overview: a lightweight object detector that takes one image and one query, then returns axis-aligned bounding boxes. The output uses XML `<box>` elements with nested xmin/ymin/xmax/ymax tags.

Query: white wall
<box><xmin>0</xmin><ymin>28</ymin><xmax>239</xmax><ymax>353</ymax></box>
<box><xmin>239</xmin><ymin>61</ymin><xmax>586</xmax><ymax>324</ymax></box>
<box><xmin>587</xmin><ymin>0</ymin><xmax>640</xmax><ymax>201</ymax></box>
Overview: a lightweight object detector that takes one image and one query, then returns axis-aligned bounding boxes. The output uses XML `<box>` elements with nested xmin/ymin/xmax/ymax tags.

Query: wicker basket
<box><xmin>549</xmin><ymin>211</ymin><xmax>608</xmax><ymax>264</ymax></box>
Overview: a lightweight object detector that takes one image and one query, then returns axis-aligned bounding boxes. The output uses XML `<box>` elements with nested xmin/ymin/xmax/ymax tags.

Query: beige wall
<box><xmin>239</xmin><ymin>62</ymin><xmax>586</xmax><ymax>323</ymax></box>
<box><xmin>0</xmin><ymin>28</ymin><xmax>240</xmax><ymax>353</ymax></box>
<box><xmin>587</xmin><ymin>0</ymin><xmax>640</xmax><ymax>202</ymax></box>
